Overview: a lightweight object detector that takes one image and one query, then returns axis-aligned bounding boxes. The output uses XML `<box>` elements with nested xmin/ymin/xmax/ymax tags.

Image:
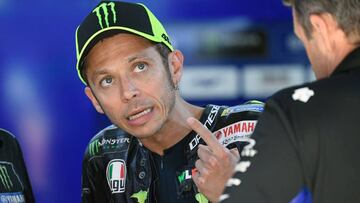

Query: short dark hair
<box><xmin>80</xmin><ymin>35</ymin><xmax>172</xmax><ymax>86</ymax></box>
<box><xmin>283</xmin><ymin>0</ymin><xmax>360</xmax><ymax>43</ymax></box>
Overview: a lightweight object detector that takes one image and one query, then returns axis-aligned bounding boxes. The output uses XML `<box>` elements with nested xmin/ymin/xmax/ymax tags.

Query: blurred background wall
<box><xmin>0</xmin><ymin>0</ymin><xmax>310</xmax><ymax>202</ymax></box>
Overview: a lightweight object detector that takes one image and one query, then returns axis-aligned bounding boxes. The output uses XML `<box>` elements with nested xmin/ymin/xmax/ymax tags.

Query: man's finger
<box><xmin>198</xmin><ymin>144</ymin><xmax>219</xmax><ymax>169</ymax></box>
<box><xmin>230</xmin><ymin>148</ymin><xmax>240</xmax><ymax>161</ymax></box>
<box><xmin>195</xmin><ymin>159</ymin><xmax>211</xmax><ymax>177</ymax></box>
<box><xmin>192</xmin><ymin>170</ymin><xmax>204</xmax><ymax>187</ymax></box>
<box><xmin>197</xmin><ymin>144</ymin><xmax>212</xmax><ymax>161</ymax></box>
<box><xmin>187</xmin><ymin>117</ymin><xmax>224</xmax><ymax>154</ymax></box>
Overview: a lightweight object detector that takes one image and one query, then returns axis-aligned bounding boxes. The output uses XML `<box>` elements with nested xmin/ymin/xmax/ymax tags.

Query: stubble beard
<box><xmin>139</xmin><ymin>83</ymin><xmax>177</xmax><ymax>139</ymax></box>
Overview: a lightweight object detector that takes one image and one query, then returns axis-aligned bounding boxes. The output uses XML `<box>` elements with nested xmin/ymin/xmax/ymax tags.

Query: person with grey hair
<box><xmin>218</xmin><ymin>0</ymin><xmax>360</xmax><ymax>202</ymax></box>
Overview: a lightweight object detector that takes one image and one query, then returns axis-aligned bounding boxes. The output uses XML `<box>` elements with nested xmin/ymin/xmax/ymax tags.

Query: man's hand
<box><xmin>187</xmin><ymin>117</ymin><xmax>240</xmax><ymax>203</ymax></box>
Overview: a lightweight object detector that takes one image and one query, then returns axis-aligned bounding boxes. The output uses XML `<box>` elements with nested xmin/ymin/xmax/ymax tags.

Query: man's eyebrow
<box><xmin>128</xmin><ymin>56</ymin><xmax>139</xmax><ymax>63</ymax></box>
<box><xmin>127</xmin><ymin>56</ymin><xmax>156</xmax><ymax>66</ymax></box>
<box><xmin>93</xmin><ymin>67</ymin><xmax>108</xmax><ymax>76</ymax></box>
<box><xmin>91</xmin><ymin>67</ymin><xmax>108</xmax><ymax>83</ymax></box>
<box><xmin>127</xmin><ymin>46</ymin><xmax>156</xmax><ymax>63</ymax></box>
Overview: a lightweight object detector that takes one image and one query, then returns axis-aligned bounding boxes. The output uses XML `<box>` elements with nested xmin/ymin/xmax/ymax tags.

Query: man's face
<box><xmin>84</xmin><ymin>33</ymin><xmax>179</xmax><ymax>139</ymax></box>
<box><xmin>293</xmin><ymin>9</ymin><xmax>329</xmax><ymax>79</ymax></box>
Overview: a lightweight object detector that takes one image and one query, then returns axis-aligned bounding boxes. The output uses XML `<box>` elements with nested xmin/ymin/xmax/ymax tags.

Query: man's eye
<box><xmin>134</xmin><ymin>63</ymin><xmax>147</xmax><ymax>73</ymax></box>
<box><xmin>100</xmin><ymin>77</ymin><xmax>113</xmax><ymax>87</ymax></box>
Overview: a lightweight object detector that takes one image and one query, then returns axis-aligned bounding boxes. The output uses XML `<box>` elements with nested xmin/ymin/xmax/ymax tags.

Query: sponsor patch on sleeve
<box><xmin>221</xmin><ymin>104</ymin><xmax>264</xmax><ymax>117</ymax></box>
<box><xmin>214</xmin><ymin>121</ymin><xmax>257</xmax><ymax>146</ymax></box>
<box><xmin>0</xmin><ymin>192</ymin><xmax>25</xmax><ymax>203</ymax></box>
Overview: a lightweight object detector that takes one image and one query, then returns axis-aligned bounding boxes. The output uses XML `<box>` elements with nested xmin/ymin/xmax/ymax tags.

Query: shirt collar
<box><xmin>331</xmin><ymin>46</ymin><xmax>360</xmax><ymax>76</ymax></box>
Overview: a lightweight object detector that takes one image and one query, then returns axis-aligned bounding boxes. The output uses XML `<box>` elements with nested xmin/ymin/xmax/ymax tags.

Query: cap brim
<box><xmin>76</xmin><ymin>26</ymin><xmax>174</xmax><ymax>85</ymax></box>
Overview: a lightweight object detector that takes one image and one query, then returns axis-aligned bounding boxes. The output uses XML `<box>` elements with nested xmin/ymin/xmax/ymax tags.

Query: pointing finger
<box><xmin>187</xmin><ymin>117</ymin><xmax>225</xmax><ymax>154</ymax></box>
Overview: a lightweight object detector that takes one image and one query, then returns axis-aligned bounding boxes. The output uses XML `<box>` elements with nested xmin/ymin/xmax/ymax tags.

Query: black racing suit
<box><xmin>221</xmin><ymin>48</ymin><xmax>360</xmax><ymax>203</ymax></box>
<box><xmin>82</xmin><ymin>102</ymin><xmax>263</xmax><ymax>203</ymax></box>
<box><xmin>0</xmin><ymin>129</ymin><xmax>35</xmax><ymax>203</ymax></box>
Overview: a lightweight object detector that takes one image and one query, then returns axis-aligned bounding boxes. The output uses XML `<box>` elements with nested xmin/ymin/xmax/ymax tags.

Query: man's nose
<box><xmin>120</xmin><ymin>76</ymin><xmax>140</xmax><ymax>101</ymax></box>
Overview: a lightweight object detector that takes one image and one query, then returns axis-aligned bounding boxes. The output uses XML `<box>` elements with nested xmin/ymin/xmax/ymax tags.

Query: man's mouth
<box><xmin>127</xmin><ymin>108</ymin><xmax>152</xmax><ymax>121</ymax></box>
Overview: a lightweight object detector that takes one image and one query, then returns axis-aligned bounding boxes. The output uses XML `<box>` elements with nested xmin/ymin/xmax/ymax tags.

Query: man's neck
<box><xmin>325</xmin><ymin>33</ymin><xmax>358</xmax><ymax>77</ymax></box>
<box><xmin>139</xmin><ymin>99</ymin><xmax>204</xmax><ymax>155</ymax></box>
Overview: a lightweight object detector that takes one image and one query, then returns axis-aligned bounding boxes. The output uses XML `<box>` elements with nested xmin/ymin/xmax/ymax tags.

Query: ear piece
<box><xmin>174</xmin><ymin>83</ymin><xmax>180</xmax><ymax>90</ymax></box>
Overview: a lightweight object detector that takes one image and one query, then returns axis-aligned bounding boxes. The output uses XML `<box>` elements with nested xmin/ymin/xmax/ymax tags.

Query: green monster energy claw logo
<box><xmin>0</xmin><ymin>165</ymin><xmax>13</xmax><ymax>191</ymax></box>
<box><xmin>131</xmin><ymin>190</ymin><xmax>148</xmax><ymax>203</ymax></box>
<box><xmin>89</xmin><ymin>139</ymin><xmax>100</xmax><ymax>156</ymax></box>
<box><xmin>92</xmin><ymin>2</ymin><xmax>117</xmax><ymax>29</ymax></box>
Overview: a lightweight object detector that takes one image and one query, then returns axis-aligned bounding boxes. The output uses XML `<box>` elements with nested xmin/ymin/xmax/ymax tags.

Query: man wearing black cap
<box><xmin>220</xmin><ymin>0</ymin><xmax>360</xmax><ymax>202</ymax></box>
<box><xmin>76</xmin><ymin>1</ymin><xmax>263</xmax><ymax>203</ymax></box>
<box><xmin>0</xmin><ymin>129</ymin><xmax>35</xmax><ymax>203</ymax></box>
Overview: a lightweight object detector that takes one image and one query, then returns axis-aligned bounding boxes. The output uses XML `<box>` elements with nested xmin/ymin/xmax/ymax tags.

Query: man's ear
<box><xmin>309</xmin><ymin>13</ymin><xmax>338</xmax><ymax>50</ymax></box>
<box><xmin>84</xmin><ymin>87</ymin><xmax>104</xmax><ymax>114</ymax></box>
<box><xmin>168</xmin><ymin>50</ymin><xmax>184</xmax><ymax>86</ymax></box>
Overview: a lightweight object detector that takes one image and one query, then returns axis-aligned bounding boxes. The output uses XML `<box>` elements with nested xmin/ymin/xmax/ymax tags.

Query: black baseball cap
<box><xmin>75</xmin><ymin>1</ymin><xmax>174</xmax><ymax>84</ymax></box>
